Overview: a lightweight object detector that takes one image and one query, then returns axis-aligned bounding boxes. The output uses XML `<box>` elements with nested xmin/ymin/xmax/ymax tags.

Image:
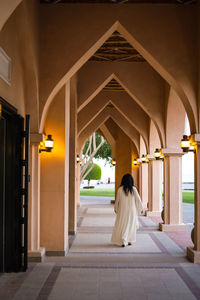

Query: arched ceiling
<box><xmin>78</xmin><ymin>105</ymin><xmax>141</xmax><ymax>154</ymax></box>
<box><xmin>77</xmin><ymin>62</ymin><xmax>165</xmax><ymax>145</ymax></box>
<box><xmin>77</xmin><ymin>90</ymin><xmax>150</xmax><ymax>148</ymax></box>
<box><xmin>39</xmin><ymin>6</ymin><xmax>197</xmax><ymax>133</ymax></box>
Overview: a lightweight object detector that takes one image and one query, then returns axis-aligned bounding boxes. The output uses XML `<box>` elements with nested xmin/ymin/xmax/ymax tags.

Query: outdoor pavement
<box><xmin>0</xmin><ymin>197</ymin><xmax>199</xmax><ymax>300</ymax></box>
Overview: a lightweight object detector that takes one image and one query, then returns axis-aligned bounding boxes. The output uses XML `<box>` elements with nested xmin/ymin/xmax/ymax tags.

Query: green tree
<box><xmin>84</xmin><ymin>163</ymin><xmax>101</xmax><ymax>186</ymax></box>
<box><xmin>83</xmin><ymin>132</ymin><xmax>112</xmax><ymax>162</ymax></box>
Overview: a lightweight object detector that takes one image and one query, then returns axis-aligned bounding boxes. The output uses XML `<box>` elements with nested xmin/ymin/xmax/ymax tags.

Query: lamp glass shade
<box><xmin>181</xmin><ymin>135</ymin><xmax>190</xmax><ymax>152</ymax></box>
<box><xmin>111</xmin><ymin>159</ymin><xmax>116</xmax><ymax>166</ymax></box>
<box><xmin>133</xmin><ymin>159</ymin><xmax>137</xmax><ymax>166</ymax></box>
<box><xmin>141</xmin><ymin>155</ymin><xmax>146</xmax><ymax>163</ymax></box>
<box><xmin>154</xmin><ymin>148</ymin><xmax>161</xmax><ymax>159</ymax></box>
<box><xmin>44</xmin><ymin>135</ymin><xmax>54</xmax><ymax>151</ymax></box>
<box><xmin>76</xmin><ymin>155</ymin><xmax>80</xmax><ymax>162</ymax></box>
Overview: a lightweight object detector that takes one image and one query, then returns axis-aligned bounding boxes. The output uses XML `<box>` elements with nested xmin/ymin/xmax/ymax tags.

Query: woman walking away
<box><xmin>111</xmin><ymin>174</ymin><xmax>143</xmax><ymax>247</ymax></box>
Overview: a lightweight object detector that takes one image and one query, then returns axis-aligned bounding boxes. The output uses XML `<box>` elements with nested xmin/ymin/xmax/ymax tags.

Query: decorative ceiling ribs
<box><xmin>103</xmin><ymin>79</ymin><xmax>124</xmax><ymax>92</ymax></box>
<box><xmin>90</xmin><ymin>31</ymin><xmax>145</xmax><ymax>62</ymax></box>
<box><xmin>40</xmin><ymin>0</ymin><xmax>197</xmax><ymax>4</ymax></box>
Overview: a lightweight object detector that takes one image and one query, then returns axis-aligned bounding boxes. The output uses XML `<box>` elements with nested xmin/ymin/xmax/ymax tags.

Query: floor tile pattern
<box><xmin>0</xmin><ymin>199</ymin><xmax>199</xmax><ymax>300</ymax></box>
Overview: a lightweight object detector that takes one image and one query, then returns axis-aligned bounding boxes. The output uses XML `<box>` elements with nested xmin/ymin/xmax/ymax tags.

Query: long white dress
<box><xmin>111</xmin><ymin>186</ymin><xmax>143</xmax><ymax>246</ymax></box>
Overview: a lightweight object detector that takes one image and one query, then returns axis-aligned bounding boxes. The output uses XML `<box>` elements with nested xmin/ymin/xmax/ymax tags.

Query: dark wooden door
<box><xmin>0</xmin><ymin>98</ymin><xmax>29</xmax><ymax>272</ymax></box>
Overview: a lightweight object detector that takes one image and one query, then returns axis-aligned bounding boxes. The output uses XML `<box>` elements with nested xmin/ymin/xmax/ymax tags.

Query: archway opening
<box><xmin>79</xmin><ymin>131</ymin><xmax>115</xmax><ymax>206</ymax></box>
<box><xmin>182</xmin><ymin>115</ymin><xmax>194</xmax><ymax>238</ymax></box>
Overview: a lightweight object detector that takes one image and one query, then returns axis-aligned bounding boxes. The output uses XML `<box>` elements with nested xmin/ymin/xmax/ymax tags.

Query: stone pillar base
<box><xmin>28</xmin><ymin>247</ymin><xmax>45</xmax><ymax>262</ymax></box>
<box><xmin>145</xmin><ymin>211</ymin><xmax>161</xmax><ymax>217</ymax></box>
<box><xmin>46</xmin><ymin>250</ymin><xmax>66</xmax><ymax>256</ymax></box>
<box><xmin>159</xmin><ymin>223</ymin><xmax>187</xmax><ymax>232</ymax></box>
<box><xmin>187</xmin><ymin>247</ymin><xmax>200</xmax><ymax>263</ymax></box>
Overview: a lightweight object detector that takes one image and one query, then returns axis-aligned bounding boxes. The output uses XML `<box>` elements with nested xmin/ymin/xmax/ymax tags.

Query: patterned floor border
<box><xmin>36</xmin><ymin>265</ymin><xmax>200</xmax><ymax>300</ymax></box>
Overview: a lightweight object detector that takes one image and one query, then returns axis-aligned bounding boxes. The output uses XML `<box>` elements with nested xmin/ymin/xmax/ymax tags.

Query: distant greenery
<box><xmin>182</xmin><ymin>192</ymin><xmax>194</xmax><ymax>204</ymax></box>
<box><xmin>83</xmin><ymin>132</ymin><xmax>112</xmax><ymax>163</ymax></box>
<box><xmin>80</xmin><ymin>189</ymin><xmax>194</xmax><ymax>203</ymax></box>
<box><xmin>84</xmin><ymin>163</ymin><xmax>101</xmax><ymax>186</ymax></box>
<box><xmin>80</xmin><ymin>189</ymin><xmax>115</xmax><ymax>197</ymax></box>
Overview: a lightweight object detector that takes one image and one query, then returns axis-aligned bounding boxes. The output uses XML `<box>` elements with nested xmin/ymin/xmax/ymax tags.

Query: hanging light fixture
<box><xmin>39</xmin><ymin>135</ymin><xmax>54</xmax><ymax>153</ymax></box>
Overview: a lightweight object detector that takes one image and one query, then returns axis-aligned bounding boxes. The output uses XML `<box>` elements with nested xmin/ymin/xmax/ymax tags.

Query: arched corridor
<box><xmin>1</xmin><ymin>0</ymin><xmax>200</xmax><ymax>298</ymax></box>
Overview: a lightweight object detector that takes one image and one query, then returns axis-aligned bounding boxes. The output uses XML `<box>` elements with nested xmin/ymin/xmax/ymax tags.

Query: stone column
<box><xmin>187</xmin><ymin>134</ymin><xmax>200</xmax><ymax>263</ymax></box>
<box><xmin>68</xmin><ymin>76</ymin><xmax>77</xmax><ymax>235</ymax></box>
<box><xmin>159</xmin><ymin>149</ymin><xmax>186</xmax><ymax>231</ymax></box>
<box><xmin>146</xmin><ymin>156</ymin><xmax>162</xmax><ymax>217</ymax></box>
<box><xmin>40</xmin><ymin>86</ymin><xmax>68</xmax><ymax>256</ymax></box>
<box><xmin>76</xmin><ymin>163</ymin><xmax>81</xmax><ymax>207</ymax></box>
<box><xmin>139</xmin><ymin>162</ymin><xmax>148</xmax><ymax>209</ymax></box>
<box><xmin>28</xmin><ymin>133</ymin><xmax>45</xmax><ymax>262</ymax></box>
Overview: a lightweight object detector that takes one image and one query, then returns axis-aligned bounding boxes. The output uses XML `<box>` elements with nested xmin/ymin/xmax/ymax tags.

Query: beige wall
<box><xmin>0</xmin><ymin>0</ymin><xmax>39</xmax><ymax>131</ymax></box>
<box><xmin>166</xmin><ymin>88</ymin><xmax>186</xmax><ymax>148</ymax></box>
<box><xmin>40</xmin><ymin>87</ymin><xmax>67</xmax><ymax>253</ymax></box>
<box><xmin>0</xmin><ymin>5</ymin><xmax>25</xmax><ymax>116</ymax></box>
<box><xmin>115</xmin><ymin>128</ymin><xmax>134</xmax><ymax>194</ymax></box>
<box><xmin>0</xmin><ymin>0</ymin><xmax>22</xmax><ymax>31</ymax></box>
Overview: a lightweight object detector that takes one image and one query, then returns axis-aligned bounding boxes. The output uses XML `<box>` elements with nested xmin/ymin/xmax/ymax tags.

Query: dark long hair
<box><xmin>120</xmin><ymin>174</ymin><xmax>134</xmax><ymax>196</ymax></box>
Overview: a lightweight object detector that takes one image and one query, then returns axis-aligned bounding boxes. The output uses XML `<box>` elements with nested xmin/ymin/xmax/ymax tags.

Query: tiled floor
<box><xmin>0</xmin><ymin>199</ymin><xmax>200</xmax><ymax>300</ymax></box>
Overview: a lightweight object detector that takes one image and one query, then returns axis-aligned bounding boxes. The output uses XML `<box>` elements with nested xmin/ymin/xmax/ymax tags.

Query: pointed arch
<box><xmin>40</xmin><ymin>17</ymin><xmax>197</xmax><ymax>134</ymax></box>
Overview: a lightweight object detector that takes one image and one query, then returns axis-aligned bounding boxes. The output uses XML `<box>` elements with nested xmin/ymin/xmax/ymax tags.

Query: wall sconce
<box><xmin>111</xmin><ymin>159</ymin><xmax>116</xmax><ymax>166</ymax></box>
<box><xmin>39</xmin><ymin>135</ymin><xmax>54</xmax><ymax>153</ymax></box>
<box><xmin>154</xmin><ymin>148</ymin><xmax>164</xmax><ymax>160</ymax></box>
<box><xmin>76</xmin><ymin>155</ymin><xmax>81</xmax><ymax>163</ymax></box>
<box><xmin>181</xmin><ymin>135</ymin><xmax>195</xmax><ymax>152</ymax></box>
<box><xmin>141</xmin><ymin>155</ymin><xmax>149</xmax><ymax>163</ymax></box>
<box><xmin>154</xmin><ymin>148</ymin><xmax>161</xmax><ymax>160</ymax></box>
<box><xmin>133</xmin><ymin>159</ymin><xmax>138</xmax><ymax>166</ymax></box>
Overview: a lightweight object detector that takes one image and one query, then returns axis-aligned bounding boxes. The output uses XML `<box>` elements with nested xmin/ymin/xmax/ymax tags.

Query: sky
<box><xmin>94</xmin><ymin>154</ymin><xmax>194</xmax><ymax>184</ymax></box>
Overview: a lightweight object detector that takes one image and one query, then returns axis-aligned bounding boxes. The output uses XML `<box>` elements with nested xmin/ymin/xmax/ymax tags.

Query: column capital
<box><xmin>161</xmin><ymin>148</ymin><xmax>184</xmax><ymax>157</ymax></box>
<box><xmin>146</xmin><ymin>154</ymin><xmax>155</xmax><ymax>161</ymax></box>
<box><xmin>30</xmin><ymin>133</ymin><xmax>44</xmax><ymax>145</ymax></box>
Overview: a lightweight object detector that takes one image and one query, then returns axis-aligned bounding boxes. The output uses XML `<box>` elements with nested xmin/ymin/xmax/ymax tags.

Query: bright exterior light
<box><xmin>141</xmin><ymin>154</ymin><xmax>149</xmax><ymax>163</ymax></box>
<box><xmin>111</xmin><ymin>159</ymin><xmax>116</xmax><ymax>166</ymax></box>
<box><xmin>44</xmin><ymin>135</ymin><xmax>54</xmax><ymax>152</ymax></box>
<box><xmin>39</xmin><ymin>134</ymin><xmax>54</xmax><ymax>153</ymax></box>
<box><xmin>133</xmin><ymin>159</ymin><xmax>138</xmax><ymax>166</ymax></box>
<box><xmin>76</xmin><ymin>155</ymin><xmax>81</xmax><ymax>163</ymax></box>
<box><xmin>181</xmin><ymin>135</ymin><xmax>190</xmax><ymax>152</ymax></box>
<box><xmin>154</xmin><ymin>148</ymin><xmax>161</xmax><ymax>160</ymax></box>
